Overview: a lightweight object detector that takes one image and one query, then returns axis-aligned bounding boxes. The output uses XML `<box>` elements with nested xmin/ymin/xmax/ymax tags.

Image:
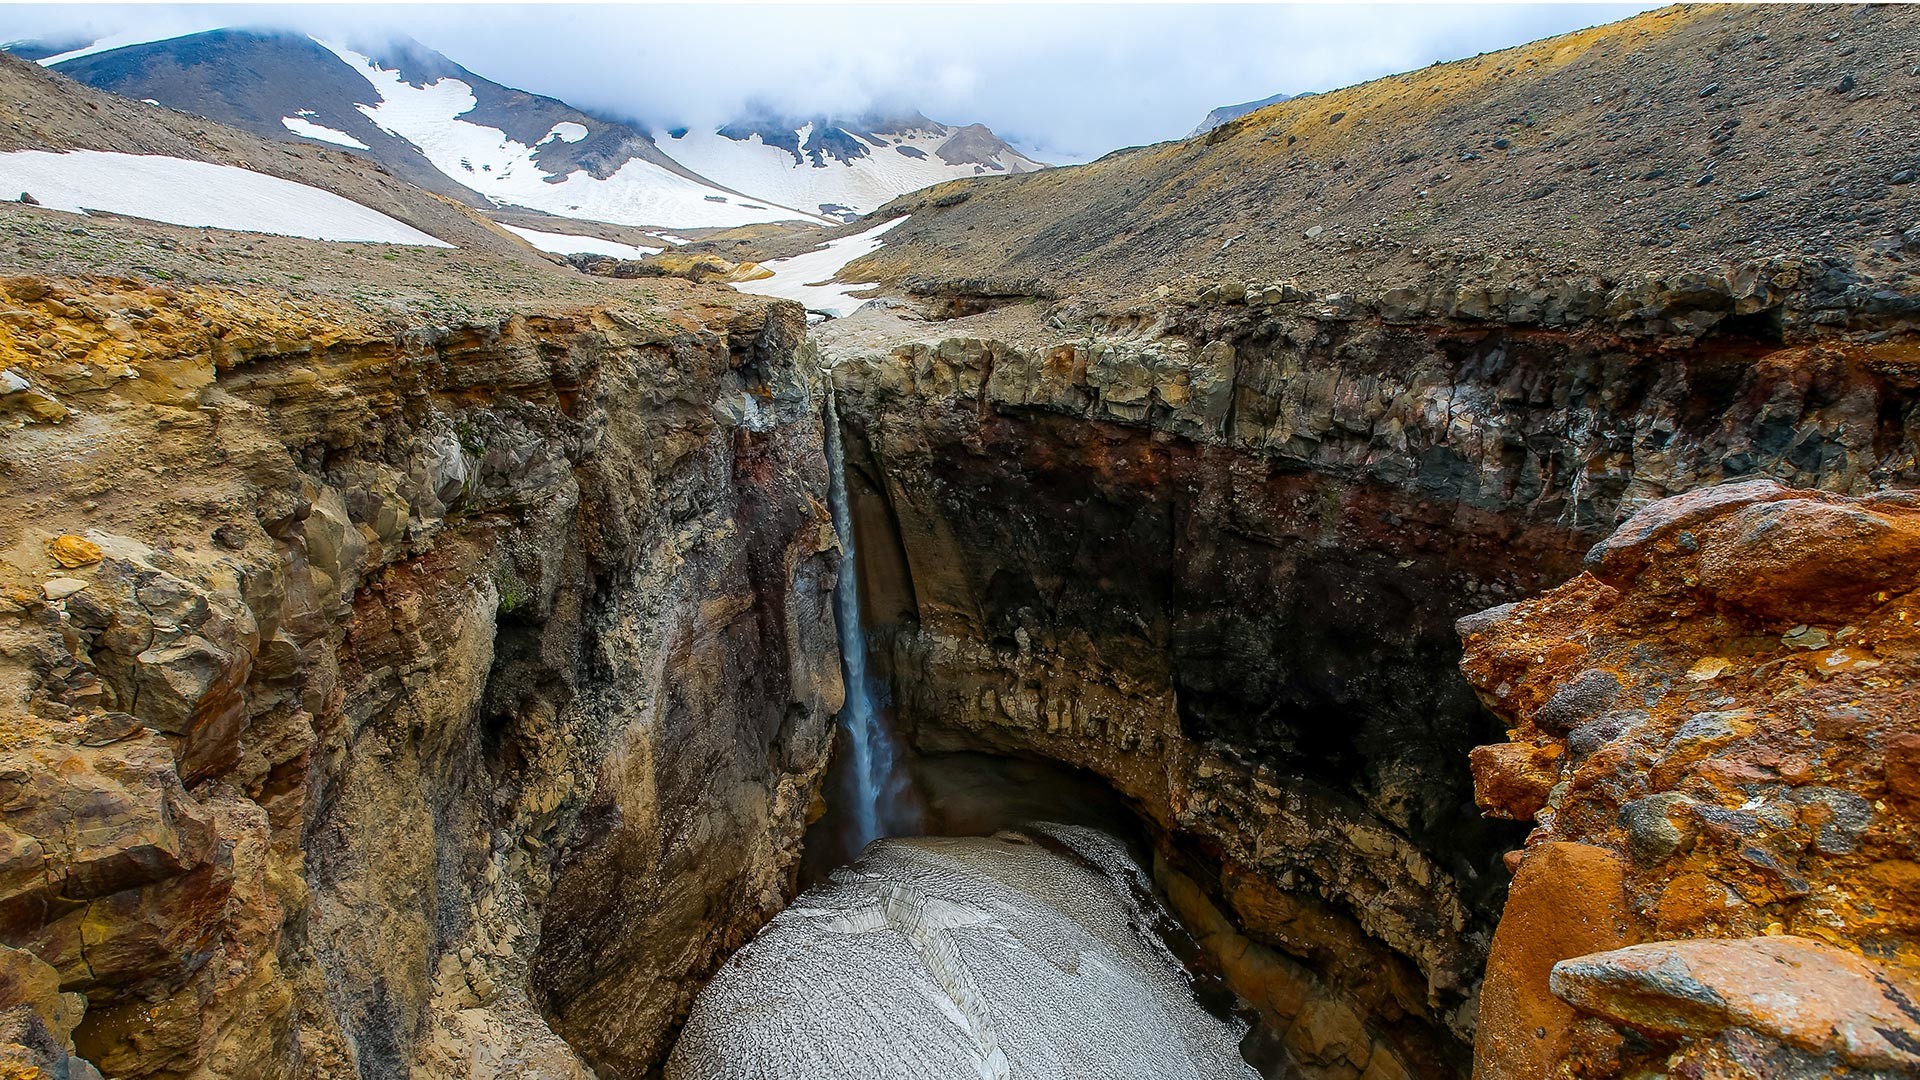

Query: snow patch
<box><xmin>540</xmin><ymin>122</ymin><xmax>589</xmax><ymax>145</ymax></box>
<box><xmin>668</xmin><ymin>829</ymin><xmax>1256</xmax><ymax>1080</ymax></box>
<box><xmin>501</xmin><ymin>224</ymin><xmax>661</xmax><ymax>259</ymax></box>
<box><xmin>730</xmin><ymin>215</ymin><xmax>906</xmax><ymax>318</ymax></box>
<box><xmin>35</xmin><ymin>31</ymin><xmax>178</xmax><ymax>67</ymax></box>
<box><xmin>314</xmin><ymin>38</ymin><xmax>825</xmax><ymax>230</ymax></box>
<box><xmin>281</xmin><ymin>116</ymin><xmax>371</xmax><ymax>150</ymax></box>
<box><xmin>0</xmin><ymin>149</ymin><xmax>450</xmax><ymax>246</ymax></box>
<box><xmin>668</xmin><ymin>126</ymin><xmax>1042</xmax><ymax>218</ymax></box>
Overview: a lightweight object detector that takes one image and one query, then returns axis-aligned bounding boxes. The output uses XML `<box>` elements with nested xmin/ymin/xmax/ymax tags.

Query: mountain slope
<box><xmin>664</xmin><ymin>111</ymin><xmax>1046</xmax><ymax>221</ymax></box>
<box><xmin>42</xmin><ymin>30</ymin><xmax>827</xmax><ymax>228</ymax></box>
<box><xmin>0</xmin><ymin>49</ymin><xmax>531</xmax><ymax>255</ymax></box>
<box><xmin>1187</xmin><ymin>91</ymin><xmax>1295</xmax><ymax>137</ymax></box>
<box><xmin>850</xmin><ymin>4</ymin><xmax>1920</xmax><ymax>305</ymax></box>
<box><xmin>31</xmin><ymin>30</ymin><xmax>1049</xmax><ymax>230</ymax></box>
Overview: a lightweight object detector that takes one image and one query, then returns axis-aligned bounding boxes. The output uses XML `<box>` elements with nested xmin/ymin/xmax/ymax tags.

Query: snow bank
<box><xmin>668</xmin><ymin>828</ymin><xmax>1256</xmax><ymax>1080</ymax></box>
<box><xmin>501</xmin><ymin>223</ymin><xmax>661</xmax><ymax>259</ymax></box>
<box><xmin>0</xmin><ymin>149</ymin><xmax>450</xmax><ymax>246</ymax></box>
<box><xmin>730</xmin><ymin>215</ymin><xmax>906</xmax><ymax>318</ymax></box>
<box><xmin>282</xmin><ymin>115</ymin><xmax>371</xmax><ymax>150</ymax></box>
<box><xmin>315</xmin><ymin>39</ymin><xmax>825</xmax><ymax>230</ymax></box>
<box><xmin>668</xmin><ymin>125</ymin><xmax>1041</xmax><ymax>218</ymax></box>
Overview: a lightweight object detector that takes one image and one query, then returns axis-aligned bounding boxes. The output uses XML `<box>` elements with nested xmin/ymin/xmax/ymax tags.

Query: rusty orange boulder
<box><xmin>1461</xmin><ymin>482</ymin><xmax>1920</xmax><ymax>1076</ymax></box>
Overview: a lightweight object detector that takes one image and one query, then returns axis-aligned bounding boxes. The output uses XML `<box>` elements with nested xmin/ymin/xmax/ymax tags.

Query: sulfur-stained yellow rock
<box><xmin>46</xmin><ymin>534</ymin><xmax>101</xmax><ymax>568</ymax></box>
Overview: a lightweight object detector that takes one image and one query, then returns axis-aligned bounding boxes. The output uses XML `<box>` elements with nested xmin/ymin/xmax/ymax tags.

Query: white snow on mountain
<box><xmin>540</xmin><ymin>122</ymin><xmax>588</xmax><ymax>145</ymax></box>
<box><xmin>314</xmin><ymin>39</ymin><xmax>826</xmax><ymax>230</ymax></box>
<box><xmin>0</xmin><ymin>148</ymin><xmax>451</xmax><ymax>245</ymax></box>
<box><xmin>31</xmin><ymin>30</ymin><xmax>177</xmax><ymax>67</ymax></box>
<box><xmin>731</xmin><ymin>215</ymin><xmax>907</xmax><ymax>317</ymax></box>
<box><xmin>667</xmin><ymin>126</ymin><xmax>1042</xmax><ymax>218</ymax></box>
<box><xmin>501</xmin><ymin>223</ymin><xmax>662</xmax><ymax>259</ymax></box>
<box><xmin>281</xmin><ymin>114</ymin><xmax>370</xmax><ymax>150</ymax></box>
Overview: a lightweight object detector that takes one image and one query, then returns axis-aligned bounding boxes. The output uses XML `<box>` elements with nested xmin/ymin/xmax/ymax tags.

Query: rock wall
<box><xmin>0</xmin><ymin>277</ymin><xmax>841</xmax><ymax>1079</ymax></box>
<box><xmin>819</xmin><ymin>295</ymin><xmax>1920</xmax><ymax>1077</ymax></box>
<box><xmin>1463</xmin><ymin>480</ymin><xmax>1920</xmax><ymax>1078</ymax></box>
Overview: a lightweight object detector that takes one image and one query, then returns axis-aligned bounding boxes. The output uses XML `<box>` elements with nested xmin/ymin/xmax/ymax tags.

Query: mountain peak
<box><xmin>1187</xmin><ymin>91</ymin><xmax>1296</xmax><ymax>137</ymax></box>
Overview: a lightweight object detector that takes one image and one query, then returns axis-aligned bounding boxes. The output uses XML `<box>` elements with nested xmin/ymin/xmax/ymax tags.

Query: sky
<box><xmin>1</xmin><ymin>3</ymin><xmax>1661</xmax><ymax>162</ymax></box>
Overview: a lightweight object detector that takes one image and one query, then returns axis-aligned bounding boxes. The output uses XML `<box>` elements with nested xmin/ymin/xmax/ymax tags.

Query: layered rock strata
<box><xmin>1464</xmin><ymin>480</ymin><xmax>1920</xmax><ymax>1077</ymax></box>
<box><xmin>816</xmin><ymin>292</ymin><xmax>1920</xmax><ymax>1076</ymax></box>
<box><xmin>0</xmin><ymin>275</ymin><xmax>841</xmax><ymax>1079</ymax></box>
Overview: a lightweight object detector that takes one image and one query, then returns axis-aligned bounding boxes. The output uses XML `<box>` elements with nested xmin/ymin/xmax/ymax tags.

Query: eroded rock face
<box><xmin>669</xmin><ymin>825</ymin><xmax>1257</xmax><ymax>1080</ymax></box>
<box><xmin>1462</xmin><ymin>482</ymin><xmax>1920</xmax><ymax>1076</ymax></box>
<box><xmin>0</xmin><ymin>276</ymin><xmax>840</xmax><ymax>1078</ymax></box>
<box><xmin>816</xmin><ymin>296</ymin><xmax>1920</xmax><ymax>1075</ymax></box>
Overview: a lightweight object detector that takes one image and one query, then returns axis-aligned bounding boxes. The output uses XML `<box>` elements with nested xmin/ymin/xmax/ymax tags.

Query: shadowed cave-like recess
<box><xmin>788</xmin><ymin>405</ymin><xmax>1568</xmax><ymax>1079</ymax></box>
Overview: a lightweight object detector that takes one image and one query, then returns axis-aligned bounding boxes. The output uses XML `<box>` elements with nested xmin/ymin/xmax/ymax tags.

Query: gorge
<box><xmin>3</xmin><ymin>4</ymin><xmax>1920</xmax><ymax>1079</ymax></box>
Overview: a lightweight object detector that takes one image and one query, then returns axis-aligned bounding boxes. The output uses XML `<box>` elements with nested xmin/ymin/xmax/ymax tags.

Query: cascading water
<box><xmin>822</xmin><ymin>389</ymin><xmax>921</xmax><ymax>853</ymax></box>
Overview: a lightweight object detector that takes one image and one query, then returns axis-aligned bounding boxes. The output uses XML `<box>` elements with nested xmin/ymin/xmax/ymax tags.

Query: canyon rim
<box><xmin>1</xmin><ymin>3</ymin><xmax>1918</xmax><ymax>1079</ymax></box>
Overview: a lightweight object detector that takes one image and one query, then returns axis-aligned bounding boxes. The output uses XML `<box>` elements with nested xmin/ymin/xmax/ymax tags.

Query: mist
<box><xmin>1</xmin><ymin>3</ymin><xmax>1661</xmax><ymax>161</ymax></box>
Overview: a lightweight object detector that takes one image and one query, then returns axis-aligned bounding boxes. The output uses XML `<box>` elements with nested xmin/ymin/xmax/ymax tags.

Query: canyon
<box><xmin>2</xmin><ymin>4</ymin><xmax>1920</xmax><ymax>1080</ymax></box>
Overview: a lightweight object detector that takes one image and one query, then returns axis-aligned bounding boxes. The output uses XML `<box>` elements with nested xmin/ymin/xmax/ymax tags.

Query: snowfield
<box><xmin>501</xmin><ymin>223</ymin><xmax>661</xmax><ymax>259</ymax></box>
<box><xmin>281</xmin><ymin>114</ymin><xmax>371</xmax><ymax>150</ymax></box>
<box><xmin>540</xmin><ymin>122</ymin><xmax>588</xmax><ymax>145</ymax></box>
<box><xmin>731</xmin><ymin>215</ymin><xmax>907</xmax><ymax>318</ymax></box>
<box><xmin>668</xmin><ymin>125</ymin><xmax>1041</xmax><ymax>218</ymax></box>
<box><xmin>315</xmin><ymin>39</ymin><xmax>826</xmax><ymax>230</ymax></box>
<box><xmin>0</xmin><ymin>149</ymin><xmax>451</xmax><ymax>245</ymax></box>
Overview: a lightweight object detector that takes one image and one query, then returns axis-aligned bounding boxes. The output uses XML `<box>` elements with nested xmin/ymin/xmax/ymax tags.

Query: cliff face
<box><xmin>1463</xmin><ymin>480</ymin><xmax>1920</xmax><ymax>1078</ymax></box>
<box><xmin>0</xmin><ymin>275</ymin><xmax>841</xmax><ymax>1079</ymax></box>
<box><xmin>814</xmin><ymin>287</ymin><xmax>1920</xmax><ymax>1077</ymax></box>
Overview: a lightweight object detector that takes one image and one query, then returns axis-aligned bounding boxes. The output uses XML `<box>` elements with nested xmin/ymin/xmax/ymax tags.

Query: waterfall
<box><xmin>822</xmin><ymin>389</ymin><xmax>920</xmax><ymax>852</ymax></box>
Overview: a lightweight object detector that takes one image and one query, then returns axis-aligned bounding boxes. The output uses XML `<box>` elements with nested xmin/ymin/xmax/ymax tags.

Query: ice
<box><xmin>730</xmin><ymin>215</ymin><xmax>907</xmax><ymax>318</ymax></box>
<box><xmin>0</xmin><ymin>149</ymin><xmax>451</xmax><ymax>245</ymax></box>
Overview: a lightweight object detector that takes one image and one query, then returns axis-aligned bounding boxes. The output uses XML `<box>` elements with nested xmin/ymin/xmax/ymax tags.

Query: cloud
<box><xmin>0</xmin><ymin>3</ymin><xmax>1661</xmax><ymax>160</ymax></box>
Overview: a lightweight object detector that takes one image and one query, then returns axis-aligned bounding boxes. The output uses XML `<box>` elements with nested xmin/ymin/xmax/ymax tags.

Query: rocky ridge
<box><xmin>845</xmin><ymin>5</ymin><xmax>1920</xmax><ymax>316</ymax></box>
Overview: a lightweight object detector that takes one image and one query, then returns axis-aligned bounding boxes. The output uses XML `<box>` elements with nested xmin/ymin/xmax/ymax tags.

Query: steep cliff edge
<box><xmin>0</xmin><ymin>272</ymin><xmax>840</xmax><ymax>1078</ymax></box>
<box><xmin>811</xmin><ymin>221</ymin><xmax>1920</xmax><ymax>1073</ymax></box>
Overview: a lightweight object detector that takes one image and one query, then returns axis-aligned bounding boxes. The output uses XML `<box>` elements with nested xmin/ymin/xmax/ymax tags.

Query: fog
<box><xmin>2</xmin><ymin>3</ymin><xmax>1660</xmax><ymax>162</ymax></box>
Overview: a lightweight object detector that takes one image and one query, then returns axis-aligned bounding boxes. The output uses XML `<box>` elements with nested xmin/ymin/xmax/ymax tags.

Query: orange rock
<box><xmin>1653</xmin><ymin>872</ymin><xmax>1740</xmax><ymax>934</ymax></box>
<box><xmin>45</xmin><ymin>534</ymin><xmax>101</xmax><ymax>568</ymax></box>
<box><xmin>1549</xmin><ymin>935</ymin><xmax>1920</xmax><ymax>1071</ymax></box>
<box><xmin>1696</xmin><ymin>497</ymin><xmax>1920</xmax><ymax>623</ymax></box>
<box><xmin>1468</xmin><ymin>741</ymin><xmax>1560</xmax><ymax>820</ymax></box>
<box><xmin>1886</xmin><ymin>733</ymin><xmax>1920</xmax><ymax>805</ymax></box>
<box><xmin>1475</xmin><ymin>842</ymin><xmax>1633</xmax><ymax>1080</ymax></box>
